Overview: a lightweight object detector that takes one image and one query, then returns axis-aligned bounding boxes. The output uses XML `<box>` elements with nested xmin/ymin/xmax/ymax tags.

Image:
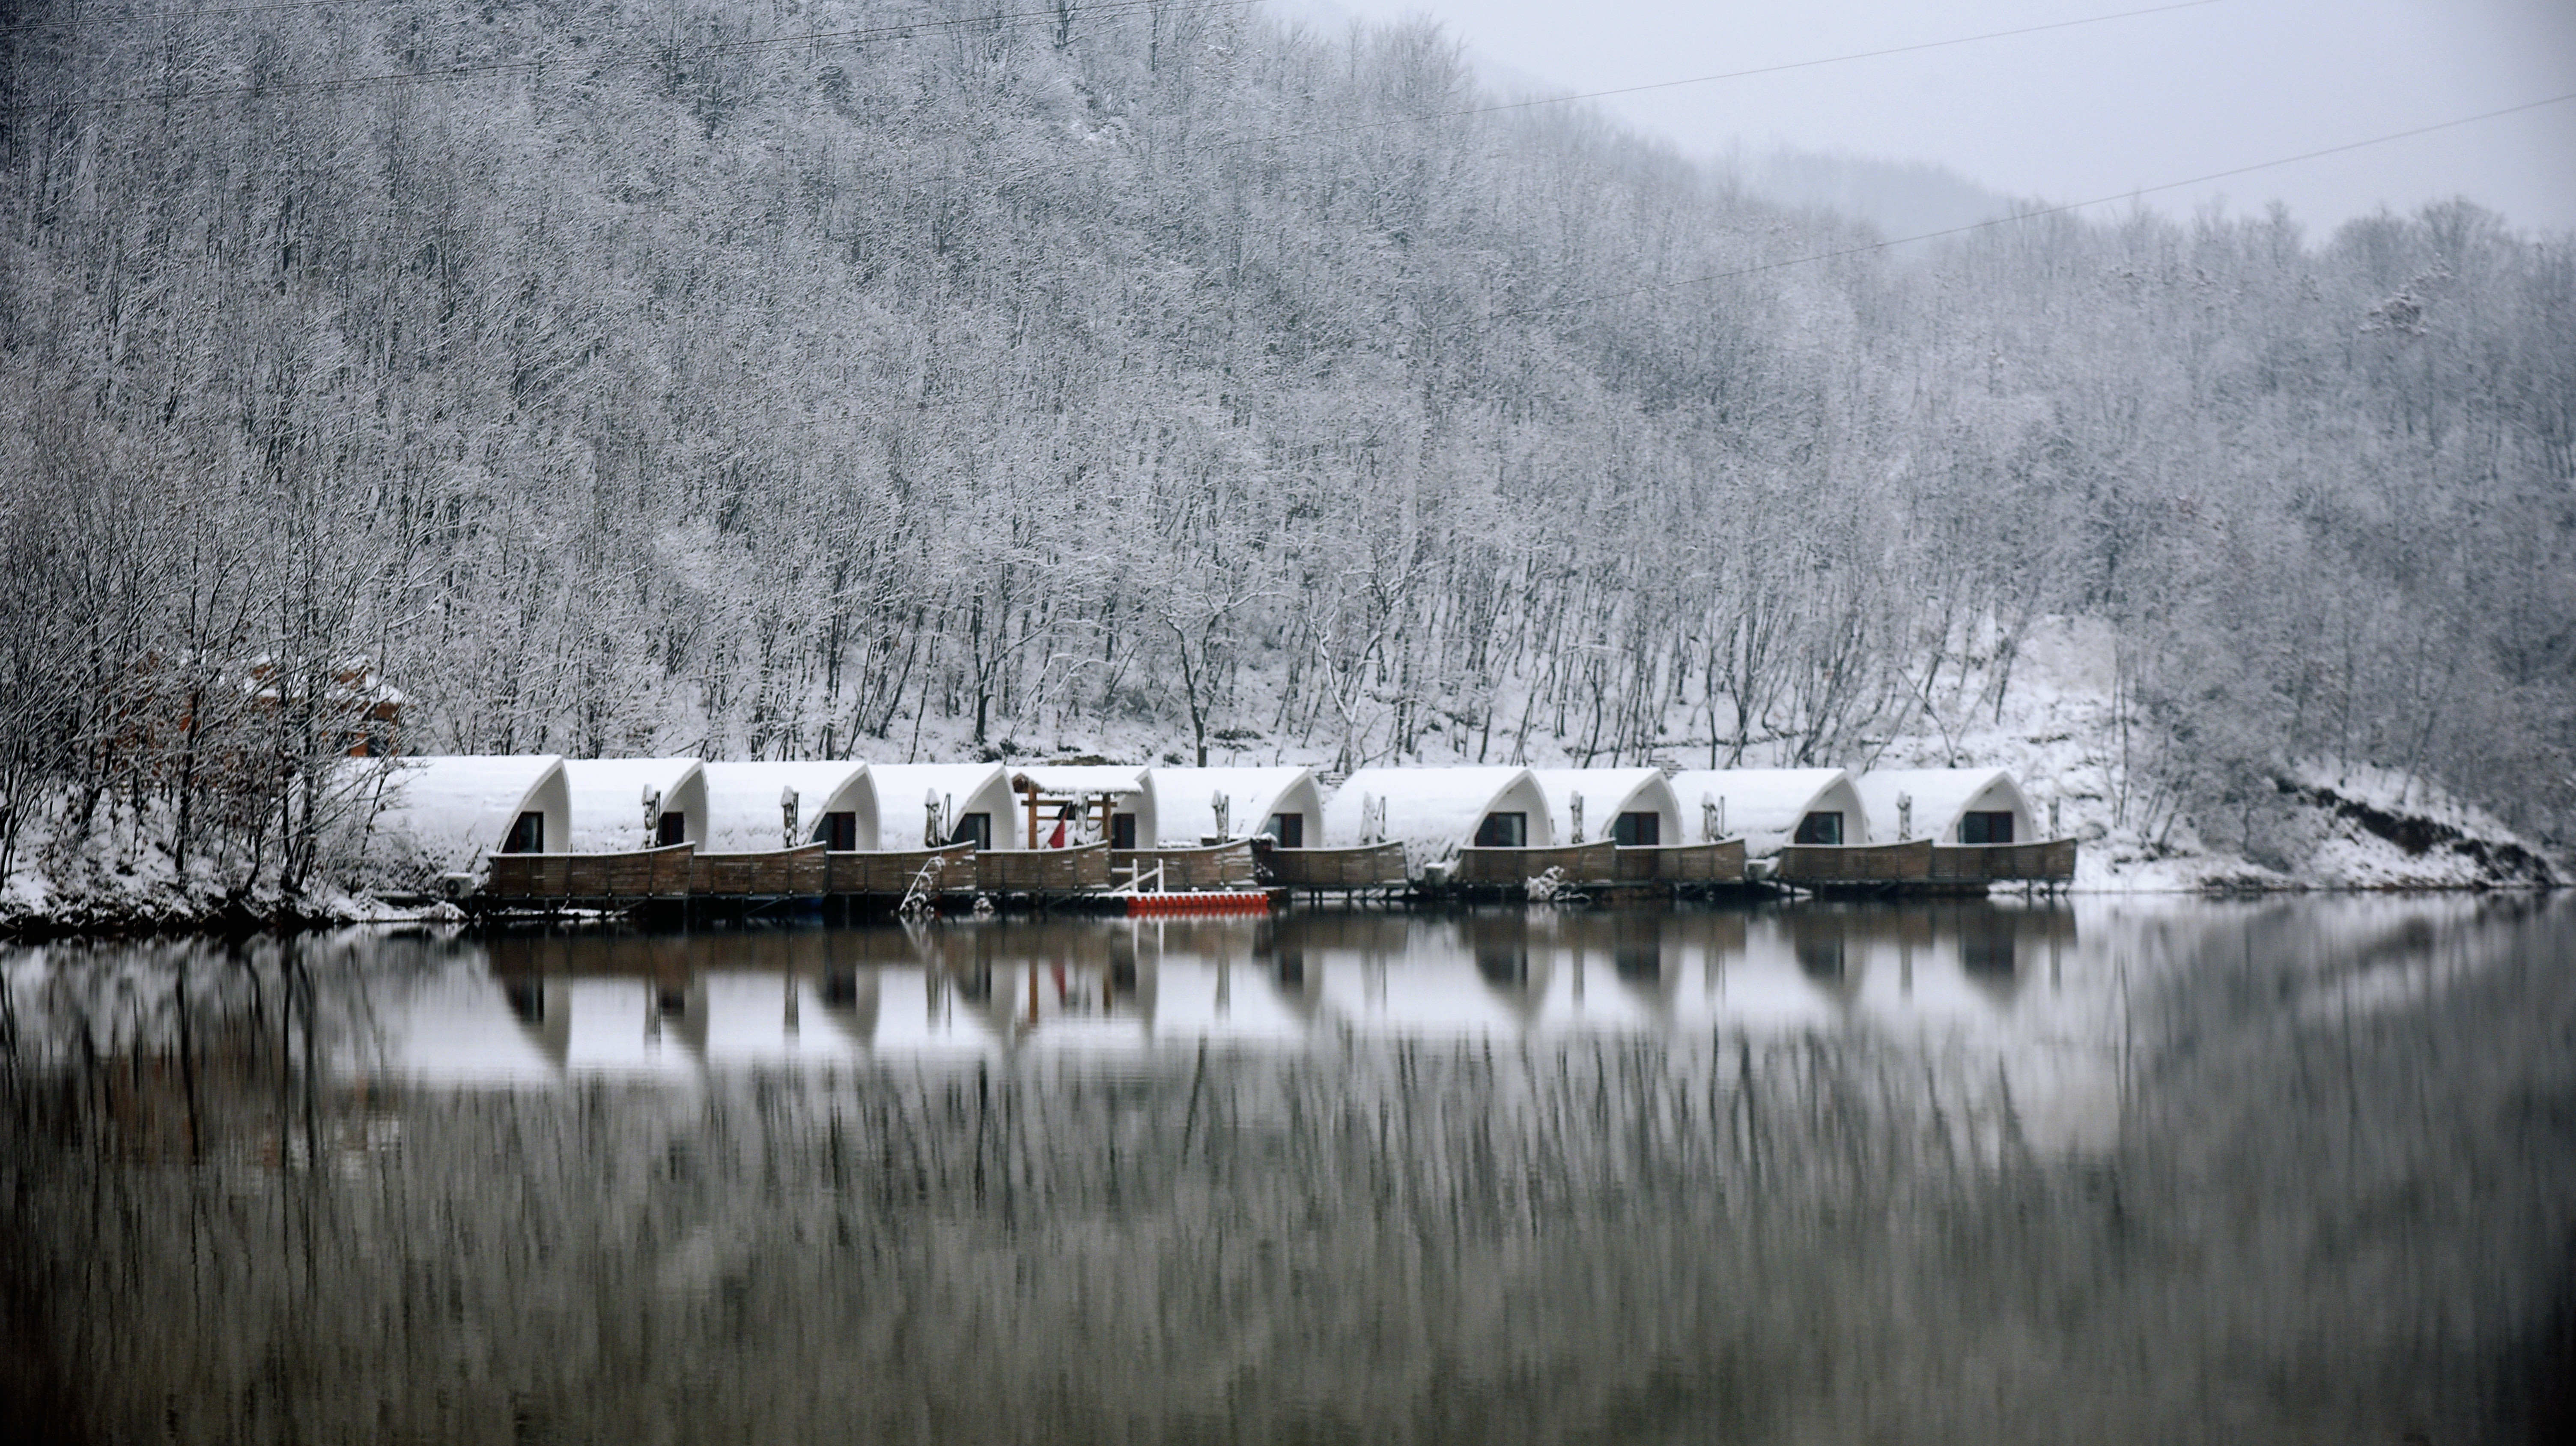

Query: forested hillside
<box><xmin>3</xmin><ymin>0</ymin><xmax>2570</xmax><ymax>899</ymax></box>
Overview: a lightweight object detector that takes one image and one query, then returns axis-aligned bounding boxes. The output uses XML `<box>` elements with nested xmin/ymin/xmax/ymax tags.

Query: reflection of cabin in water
<box><xmin>562</xmin><ymin>758</ymin><xmax>709</xmax><ymax>850</ymax></box>
<box><xmin>1148</xmin><ymin>766</ymin><xmax>1325</xmax><ymax>847</ymax></box>
<box><xmin>864</xmin><ymin>763</ymin><xmax>1019</xmax><ymax>851</ymax></box>
<box><xmin>1855</xmin><ymin>768</ymin><xmax>2039</xmax><ymax>844</ymax></box>
<box><xmin>1009</xmin><ymin>765</ymin><xmax>1156</xmax><ymax>849</ymax></box>
<box><xmin>1527</xmin><ymin>768</ymin><xmax>1683</xmax><ymax>846</ymax></box>
<box><xmin>1666</xmin><ymin>768</ymin><xmax>1872</xmax><ymax>854</ymax></box>
<box><xmin>699</xmin><ymin>760</ymin><xmax>879</xmax><ymax>852</ymax></box>
<box><xmin>353</xmin><ymin>753</ymin><xmax>571</xmax><ymax>885</ymax></box>
<box><xmin>1326</xmin><ymin>766</ymin><xmax>1553</xmax><ymax>864</ymax></box>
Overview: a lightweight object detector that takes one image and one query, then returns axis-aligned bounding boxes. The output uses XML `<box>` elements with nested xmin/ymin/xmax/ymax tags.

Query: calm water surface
<box><xmin>4</xmin><ymin>897</ymin><xmax>2571</xmax><ymax>1443</ymax></box>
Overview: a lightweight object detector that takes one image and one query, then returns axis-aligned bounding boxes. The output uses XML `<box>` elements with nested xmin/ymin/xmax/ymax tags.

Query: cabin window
<box><xmin>950</xmin><ymin>812</ymin><xmax>991</xmax><ymax>850</ymax></box>
<box><xmin>1111</xmin><ymin>813</ymin><xmax>1137</xmax><ymax>850</ymax></box>
<box><xmin>654</xmin><ymin>812</ymin><xmax>686</xmax><ymax>847</ymax></box>
<box><xmin>1961</xmin><ymin>811</ymin><xmax>2015</xmax><ymax>844</ymax></box>
<box><xmin>1473</xmin><ymin>812</ymin><xmax>1527</xmax><ymax>848</ymax></box>
<box><xmin>502</xmin><ymin>811</ymin><xmax>545</xmax><ymax>854</ymax></box>
<box><xmin>1265</xmin><ymin>813</ymin><xmax>1304</xmax><ymax>848</ymax></box>
<box><xmin>1611</xmin><ymin>811</ymin><xmax>1660</xmax><ymax>846</ymax></box>
<box><xmin>820</xmin><ymin>811</ymin><xmax>859</xmax><ymax>851</ymax></box>
<box><xmin>1794</xmin><ymin>811</ymin><xmax>1844</xmax><ymax>845</ymax></box>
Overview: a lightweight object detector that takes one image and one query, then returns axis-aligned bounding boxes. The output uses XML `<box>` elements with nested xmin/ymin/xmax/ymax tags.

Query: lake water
<box><xmin>4</xmin><ymin>896</ymin><xmax>2571</xmax><ymax>1443</ymax></box>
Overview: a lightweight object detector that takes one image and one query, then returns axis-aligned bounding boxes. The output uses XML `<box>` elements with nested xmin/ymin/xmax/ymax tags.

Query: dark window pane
<box><xmin>1794</xmin><ymin>811</ymin><xmax>1844</xmax><ymax>845</ymax></box>
<box><xmin>1265</xmin><ymin>813</ymin><xmax>1304</xmax><ymax>848</ymax></box>
<box><xmin>950</xmin><ymin>812</ymin><xmax>991</xmax><ymax>850</ymax></box>
<box><xmin>1962</xmin><ymin>811</ymin><xmax>2015</xmax><ymax>844</ymax></box>
<box><xmin>655</xmin><ymin>813</ymin><xmax>686</xmax><ymax>847</ymax></box>
<box><xmin>1612</xmin><ymin>811</ymin><xmax>1659</xmax><ymax>846</ymax></box>
<box><xmin>502</xmin><ymin>811</ymin><xmax>544</xmax><ymax>854</ymax></box>
<box><xmin>1473</xmin><ymin>812</ymin><xmax>1526</xmax><ymax>848</ymax></box>
<box><xmin>1111</xmin><ymin>813</ymin><xmax>1137</xmax><ymax>850</ymax></box>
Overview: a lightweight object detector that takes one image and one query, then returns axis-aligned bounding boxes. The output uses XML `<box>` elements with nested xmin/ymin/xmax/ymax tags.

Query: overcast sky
<box><xmin>1274</xmin><ymin>0</ymin><xmax>2576</xmax><ymax>236</ymax></box>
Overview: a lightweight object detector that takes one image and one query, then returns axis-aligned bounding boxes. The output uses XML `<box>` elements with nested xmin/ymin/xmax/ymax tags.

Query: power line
<box><xmin>1503</xmin><ymin>90</ymin><xmax>2576</xmax><ymax>319</ymax></box>
<box><xmin>1218</xmin><ymin>0</ymin><xmax>2228</xmax><ymax>149</ymax></box>
<box><xmin>3</xmin><ymin>0</ymin><xmax>1266</xmax><ymax>117</ymax></box>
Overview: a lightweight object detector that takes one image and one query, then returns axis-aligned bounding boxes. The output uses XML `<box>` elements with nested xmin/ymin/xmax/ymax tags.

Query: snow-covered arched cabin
<box><xmin>699</xmin><ymin>761</ymin><xmax>880</xmax><ymax>852</ymax></box>
<box><xmin>1527</xmin><ymin>768</ymin><xmax>1683</xmax><ymax>847</ymax></box>
<box><xmin>355</xmin><ymin>754</ymin><xmax>569</xmax><ymax>882</ymax></box>
<box><xmin>561</xmin><ymin>758</ymin><xmax>710</xmax><ymax>852</ymax></box>
<box><xmin>1325</xmin><ymin>767</ymin><xmax>1553</xmax><ymax>868</ymax></box>
<box><xmin>1854</xmin><ymin>768</ymin><xmax>2039</xmax><ymax>844</ymax></box>
<box><xmin>1667</xmin><ymin>768</ymin><xmax>1872</xmax><ymax>856</ymax></box>
<box><xmin>1009</xmin><ymin>764</ymin><xmax>1156</xmax><ymax>850</ymax></box>
<box><xmin>1147</xmin><ymin>766</ymin><xmax>1326</xmax><ymax>848</ymax></box>
<box><xmin>865</xmin><ymin>763</ymin><xmax>1020</xmax><ymax>851</ymax></box>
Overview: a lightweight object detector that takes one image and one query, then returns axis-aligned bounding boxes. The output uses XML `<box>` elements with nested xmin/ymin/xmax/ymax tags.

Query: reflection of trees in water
<box><xmin>4</xmin><ymin>902</ymin><xmax>2573</xmax><ymax>1444</ymax></box>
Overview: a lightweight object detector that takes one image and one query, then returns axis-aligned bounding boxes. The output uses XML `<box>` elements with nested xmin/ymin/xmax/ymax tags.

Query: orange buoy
<box><xmin>1125</xmin><ymin>891</ymin><xmax>1271</xmax><ymax>917</ymax></box>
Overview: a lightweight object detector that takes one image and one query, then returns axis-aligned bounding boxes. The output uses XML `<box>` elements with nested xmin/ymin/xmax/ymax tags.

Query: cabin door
<box><xmin>655</xmin><ymin>813</ymin><xmax>687</xmax><ymax>847</ymax></box>
<box><xmin>1473</xmin><ymin>812</ymin><xmax>1526</xmax><ymax>848</ymax></box>
<box><xmin>1610</xmin><ymin>811</ymin><xmax>1658</xmax><ymax>846</ymax></box>
<box><xmin>821</xmin><ymin>811</ymin><xmax>859</xmax><ymax>851</ymax></box>
<box><xmin>1793</xmin><ymin>811</ymin><xmax>1843</xmax><ymax>845</ymax></box>
<box><xmin>1265</xmin><ymin>813</ymin><xmax>1304</xmax><ymax>848</ymax></box>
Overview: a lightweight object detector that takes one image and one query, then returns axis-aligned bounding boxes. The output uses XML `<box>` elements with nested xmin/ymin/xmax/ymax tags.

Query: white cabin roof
<box><xmin>1526</xmin><ymin>768</ymin><xmax>1678</xmax><ymax>843</ymax></box>
<box><xmin>1854</xmin><ymin>768</ymin><xmax>2035</xmax><ymax>842</ymax></box>
<box><xmin>1667</xmin><ymin>768</ymin><xmax>1867</xmax><ymax>854</ymax></box>
<box><xmin>1324</xmin><ymin>767</ymin><xmax>1549</xmax><ymax>861</ymax></box>
<box><xmin>865</xmin><ymin>763</ymin><xmax>1020</xmax><ymax>849</ymax></box>
<box><xmin>1147</xmin><ymin>766</ymin><xmax>1322</xmax><ymax>844</ymax></box>
<box><xmin>1009</xmin><ymin>765</ymin><xmax>1149</xmax><ymax>796</ymax></box>
<box><xmin>562</xmin><ymin>758</ymin><xmax>708</xmax><ymax>852</ymax></box>
<box><xmin>356</xmin><ymin>754</ymin><xmax>567</xmax><ymax>875</ymax></box>
<box><xmin>699</xmin><ymin>761</ymin><xmax>876</xmax><ymax>851</ymax></box>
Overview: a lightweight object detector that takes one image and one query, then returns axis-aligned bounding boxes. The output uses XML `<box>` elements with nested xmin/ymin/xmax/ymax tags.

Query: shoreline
<box><xmin>3</xmin><ymin>877</ymin><xmax>2560</xmax><ymax>944</ymax></box>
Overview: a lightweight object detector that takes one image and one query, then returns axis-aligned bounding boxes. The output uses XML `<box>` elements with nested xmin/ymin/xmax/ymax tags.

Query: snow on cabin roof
<box><xmin>1854</xmin><ymin>768</ymin><xmax>2030</xmax><ymax>841</ymax></box>
<box><xmin>699</xmin><ymin>761</ymin><xmax>872</xmax><ymax>852</ymax></box>
<box><xmin>356</xmin><ymin>754</ymin><xmax>564</xmax><ymax>872</ymax></box>
<box><xmin>1149</xmin><ymin>767</ymin><xmax>1317</xmax><ymax>841</ymax></box>
<box><xmin>1009</xmin><ymin>764</ymin><xmax>1149</xmax><ymax>796</ymax></box>
<box><xmin>1526</xmin><ymin>768</ymin><xmax>1670</xmax><ymax>843</ymax></box>
<box><xmin>865</xmin><ymin>763</ymin><xmax>1014</xmax><ymax>847</ymax></box>
<box><xmin>561</xmin><ymin>758</ymin><xmax>706</xmax><ymax>852</ymax></box>
<box><xmin>1667</xmin><ymin>768</ymin><xmax>1854</xmax><ymax>854</ymax></box>
<box><xmin>1325</xmin><ymin>767</ymin><xmax>1535</xmax><ymax>857</ymax></box>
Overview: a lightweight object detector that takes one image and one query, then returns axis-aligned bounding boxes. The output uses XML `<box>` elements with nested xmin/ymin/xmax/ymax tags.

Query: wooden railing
<box><xmin>1452</xmin><ymin>840</ymin><xmax>1618</xmax><ymax>886</ymax></box>
<box><xmin>483</xmin><ymin>843</ymin><xmax>697</xmax><ymax>901</ymax></box>
<box><xmin>977</xmin><ymin>841</ymin><xmax>1112</xmax><ymax>893</ymax></box>
<box><xmin>689</xmin><ymin>843</ymin><xmax>828</xmax><ymax>896</ymax></box>
<box><xmin>1928</xmin><ymin>838</ymin><xmax>2078</xmax><ymax>882</ymax></box>
<box><xmin>1254</xmin><ymin>842</ymin><xmax>1410</xmax><ymax>889</ymax></box>
<box><xmin>823</xmin><ymin>844</ymin><xmax>977</xmax><ymax>895</ymax></box>
<box><xmin>1771</xmin><ymin>838</ymin><xmax>1934</xmax><ymax>886</ymax></box>
<box><xmin>1612</xmin><ymin>839</ymin><xmax>1748</xmax><ymax>884</ymax></box>
<box><xmin>1111</xmin><ymin>840</ymin><xmax>1258</xmax><ymax>891</ymax></box>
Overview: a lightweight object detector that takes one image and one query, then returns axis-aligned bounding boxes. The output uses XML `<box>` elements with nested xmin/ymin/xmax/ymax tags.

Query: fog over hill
<box><xmin>0</xmin><ymin>0</ymin><xmax>2570</xmax><ymax>908</ymax></box>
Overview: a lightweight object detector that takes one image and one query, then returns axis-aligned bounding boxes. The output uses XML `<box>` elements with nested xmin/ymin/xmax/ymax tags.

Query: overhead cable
<box><xmin>1504</xmin><ymin>89</ymin><xmax>2576</xmax><ymax>318</ymax></box>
